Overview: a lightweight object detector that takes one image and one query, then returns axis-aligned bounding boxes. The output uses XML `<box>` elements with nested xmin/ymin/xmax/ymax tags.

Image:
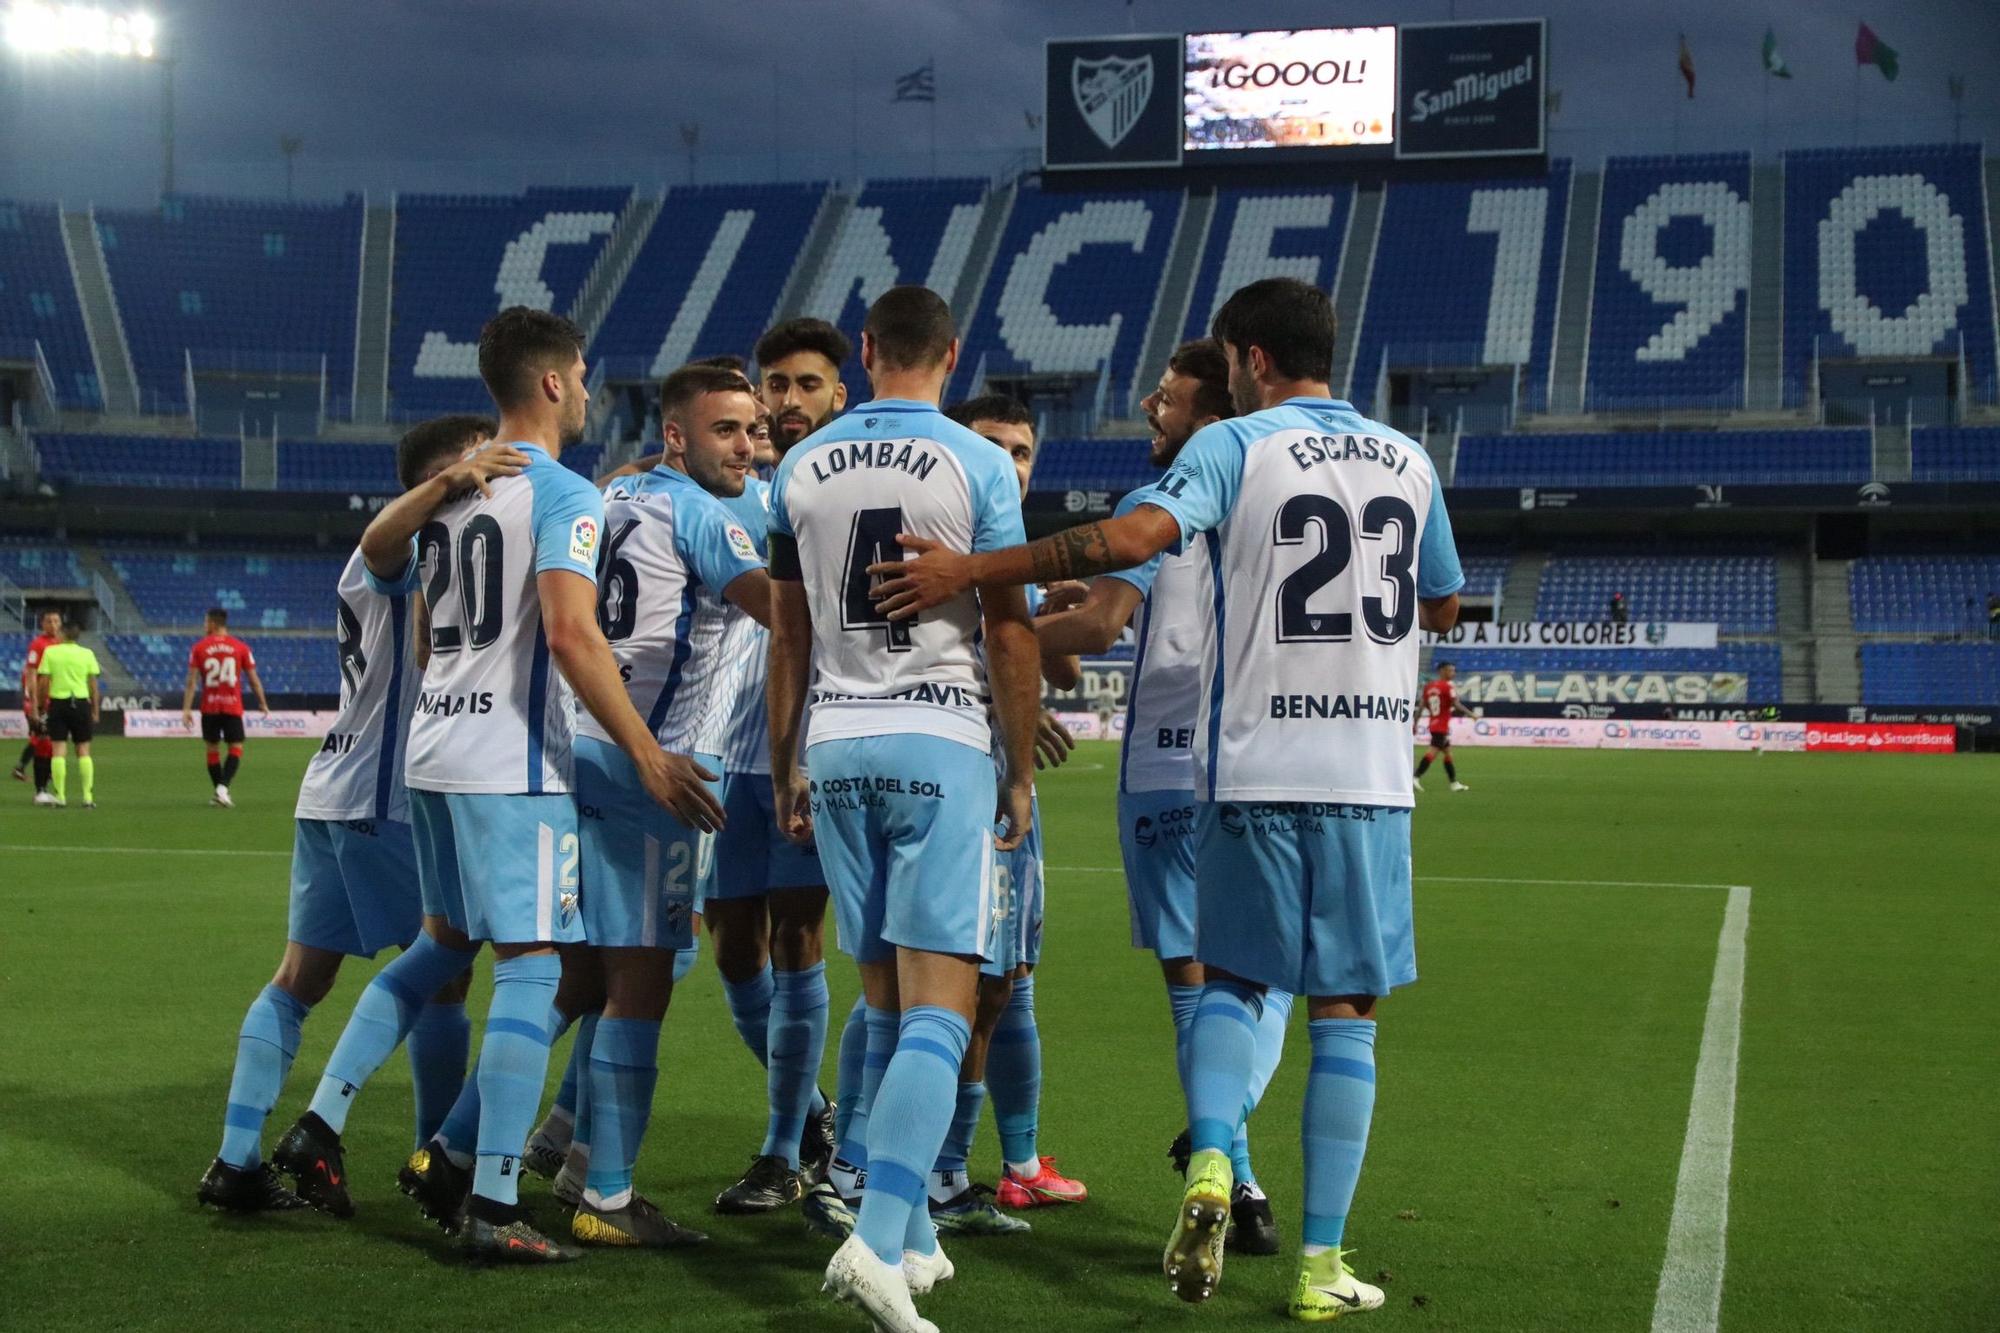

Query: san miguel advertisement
<box><xmin>1396</xmin><ymin>19</ymin><xmax>1546</xmax><ymax>159</ymax></box>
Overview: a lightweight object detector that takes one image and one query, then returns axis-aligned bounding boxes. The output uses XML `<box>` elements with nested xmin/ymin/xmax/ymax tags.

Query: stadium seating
<box><xmin>1909</xmin><ymin>425</ymin><xmax>2000</xmax><ymax>482</ymax></box>
<box><xmin>1457</xmin><ymin>551</ymin><xmax>1513</xmax><ymax>598</ymax></box>
<box><xmin>950</xmin><ymin>182</ymin><xmax>1184</xmax><ymax>412</ymax></box>
<box><xmin>596</xmin><ymin>183</ymin><xmax>829</xmax><ymax>380</ymax></box>
<box><xmin>276</xmin><ymin>440</ymin><xmax>400</xmax><ymax>493</ymax></box>
<box><xmin>94</xmin><ymin>196</ymin><xmax>364</xmax><ymax>413</ymax></box>
<box><xmin>1586</xmin><ymin>154</ymin><xmax>1752</xmax><ymax>410</ymax></box>
<box><xmin>104</xmin><ymin>549</ymin><xmax>347</xmax><ymax>629</ymax></box>
<box><xmin>1859</xmin><ymin>641</ymin><xmax>2000</xmax><ymax>705</ymax></box>
<box><xmin>0</xmin><ymin>539</ymin><xmax>87</xmax><ymax>589</ymax></box>
<box><xmin>389</xmin><ymin>188</ymin><xmax>631</xmax><ymax>416</ymax></box>
<box><xmin>1453</xmin><ymin>429</ymin><xmax>1871</xmax><ymax>488</ymax></box>
<box><xmin>1349</xmin><ymin>162</ymin><xmax>1570</xmax><ymax>412</ymax></box>
<box><xmin>0</xmin><ymin>633</ymin><xmax>28</xmax><ymax>686</ymax></box>
<box><xmin>1849</xmin><ymin>554</ymin><xmax>2000</xmax><ymax>634</ymax></box>
<box><xmin>1028</xmin><ymin>438</ymin><xmax>1155</xmax><ymax>493</ymax></box>
<box><xmin>1781</xmin><ymin>145</ymin><xmax>1997</xmax><ymax>406</ymax></box>
<box><xmin>1537</xmin><ymin>550</ymin><xmax>1778</xmax><ymax>632</ymax></box>
<box><xmin>1449</xmin><ymin>644</ymin><xmax>1783</xmax><ymax>702</ymax></box>
<box><xmin>32</xmin><ymin>433</ymin><xmax>241</xmax><ymax>489</ymax></box>
<box><xmin>0</xmin><ymin>200</ymin><xmax>100</xmax><ymax>409</ymax></box>
<box><xmin>1181</xmin><ymin>187</ymin><xmax>1353</xmax><ymax>342</ymax></box>
<box><xmin>107</xmin><ymin>632</ymin><xmax>335</xmax><ymax>695</ymax></box>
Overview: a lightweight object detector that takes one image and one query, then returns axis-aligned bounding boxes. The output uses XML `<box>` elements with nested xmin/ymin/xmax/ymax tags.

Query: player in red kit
<box><xmin>1414</xmin><ymin>661</ymin><xmax>1474</xmax><ymax>792</ymax></box>
<box><xmin>14</xmin><ymin>608</ymin><xmax>61</xmax><ymax>800</ymax></box>
<box><xmin>180</xmin><ymin>608</ymin><xmax>271</xmax><ymax>808</ymax></box>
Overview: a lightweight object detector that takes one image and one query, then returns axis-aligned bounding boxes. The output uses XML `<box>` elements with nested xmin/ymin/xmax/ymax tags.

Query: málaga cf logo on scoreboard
<box><xmin>1072</xmin><ymin>54</ymin><xmax>1154</xmax><ymax>149</ymax></box>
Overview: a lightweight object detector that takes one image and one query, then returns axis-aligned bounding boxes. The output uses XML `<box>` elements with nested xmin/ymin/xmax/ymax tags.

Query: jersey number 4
<box><xmin>1272</xmin><ymin>494</ymin><xmax>1417</xmax><ymax>645</ymax></box>
<box><xmin>843</xmin><ymin>507</ymin><xmax>914</xmax><ymax>652</ymax></box>
<box><xmin>419</xmin><ymin>517</ymin><xmax>505</xmax><ymax>654</ymax></box>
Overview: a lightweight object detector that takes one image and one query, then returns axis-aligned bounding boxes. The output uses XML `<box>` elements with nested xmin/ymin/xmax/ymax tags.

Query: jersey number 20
<box><xmin>419</xmin><ymin>517</ymin><xmax>505</xmax><ymax>654</ymax></box>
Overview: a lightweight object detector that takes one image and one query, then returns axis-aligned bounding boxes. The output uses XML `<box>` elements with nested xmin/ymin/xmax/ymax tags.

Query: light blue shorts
<box><xmin>982</xmin><ymin>799</ymin><xmax>1043</xmax><ymax>978</ymax></box>
<box><xmin>287</xmin><ymin>817</ymin><xmax>422</xmax><ymax>958</ymax></box>
<box><xmin>574</xmin><ymin>735</ymin><xmax>715</xmax><ymax>951</ymax></box>
<box><xmin>710</xmin><ymin>769</ymin><xmax>825</xmax><ymax>901</ymax></box>
<box><xmin>408</xmin><ymin>788</ymin><xmax>583</xmax><ymax>946</ymax></box>
<box><xmin>807</xmin><ymin>732</ymin><xmax>996</xmax><ymax>966</ymax></box>
<box><xmin>1194</xmin><ymin>801</ymin><xmax>1415</xmax><ymax>998</ymax></box>
<box><xmin>1118</xmin><ymin>788</ymin><xmax>1199</xmax><ymax>961</ymax></box>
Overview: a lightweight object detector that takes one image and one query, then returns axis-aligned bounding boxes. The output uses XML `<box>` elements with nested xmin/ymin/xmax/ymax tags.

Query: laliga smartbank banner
<box><xmin>123</xmin><ymin>710</ymin><xmax>340</xmax><ymax>739</ymax></box>
<box><xmin>1426</xmin><ymin>621</ymin><xmax>1719</xmax><ymax>650</ymax></box>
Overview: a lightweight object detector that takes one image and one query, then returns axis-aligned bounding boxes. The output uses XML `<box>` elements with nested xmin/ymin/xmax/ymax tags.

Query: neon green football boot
<box><xmin>1162</xmin><ymin>1148</ymin><xmax>1233</xmax><ymax>1303</ymax></box>
<box><xmin>1290</xmin><ymin>1247</ymin><xmax>1386</xmax><ymax>1322</ymax></box>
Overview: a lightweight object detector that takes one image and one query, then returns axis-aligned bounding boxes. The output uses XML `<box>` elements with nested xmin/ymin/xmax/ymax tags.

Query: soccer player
<box><xmin>701</xmin><ymin>318</ymin><xmax>853</xmax><ymax>1215</ymax></box>
<box><xmin>181</xmin><ymin>608</ymin><xmax>270</xmax><ymax>808</ymax></box>
<box><xmin>16</xmin><ymin>608</ymin><xmax>60</xmax><ymax>801</ymax></box>
<box><xmin>35</xmin><ymin>620</ymin><xmax>99</xmax><ymax>809</ymax></box>
<box><xmin>1413</xmin><ymin>661</ymin><xmax>1473</xmax><ymax>791</ymax></box>
<box><xmin>199</xmin><ymin>415</ymin><xmax>493</xmax><ymax>1215</ymax></box>
<box><xmin>359</xmin><ymin>307</ymin><xmax>724</xmax><ymax>1263</ymax></box>
<box><xmin>768</xmin><ymin>286</ymin><xmax>1041</xmax><ymax>1330</ymax></box>
<box><xmin>558</xmin><ymin>361</ymin><xmax>773</xmax><ymax>1249</ymax></box>
<box><xmin>1029</xmin><ymin>339</ymin><xmax>1293</xmax><ymax>1255</ymax></box>
<box><xmin>868</xmin><ymin>277</ymin><xmax>1464</xmax><ymax>1320</ymax></box>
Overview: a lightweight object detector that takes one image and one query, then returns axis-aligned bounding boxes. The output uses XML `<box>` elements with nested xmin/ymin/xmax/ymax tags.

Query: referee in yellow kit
<box><xmin>36</xmin><ymin>621</ymin><xmax>100</xmax><ymax>809</ymax></box>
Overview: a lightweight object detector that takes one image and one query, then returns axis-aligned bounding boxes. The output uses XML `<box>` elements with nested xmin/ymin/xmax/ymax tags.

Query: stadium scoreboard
<box><xmin>1046</xmin><ymin>19</ymin><xmax>1546</xmax><ymax>171</ymax></box>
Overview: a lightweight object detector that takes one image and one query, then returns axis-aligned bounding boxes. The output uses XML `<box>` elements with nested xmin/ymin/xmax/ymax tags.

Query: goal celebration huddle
<box><xmin>197</xmin><ymin>275</ymin><xmax>1463</xmax><ymax>1331</ymax></box>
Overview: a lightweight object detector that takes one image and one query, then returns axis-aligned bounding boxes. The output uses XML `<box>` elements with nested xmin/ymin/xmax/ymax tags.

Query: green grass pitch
<box><xmin>2</xmin><ymin>738</ymin><xmax>1996</xmax><ymax>1330</ymax></box>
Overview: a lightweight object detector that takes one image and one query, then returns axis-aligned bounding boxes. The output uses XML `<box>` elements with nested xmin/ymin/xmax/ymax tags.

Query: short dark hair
<box><xmin>477</xmin><ymin>306</ymin><xmax>586</xmax><ymax>409</ymax></box>
<box><xmin>862</xmin><ymin>286</ymin><xmax>954</xmax><ymax>372</ymax></box>
<box><xmin>1210</xmin><ymin>278</ymin><xmax>1336</xmax><ymax>384</ymax></box>
<box><xmin>1435</xmin><ymin>660</ymin><xmax>1453</xmax><ymax>672</ymax></box>
<box><xmin>754</xmin><ymin>318</ymin><xmax>851</xmax><ymax>371</ymax></box>
<box><xmin>944</xmin><ymin>395</ymin><xmax>1033</xmax><ymax>432</ymax></box>
<box><xmin>397</xmin><ymin>414</ymin><xmax>495</xmax><ymax>490</ymax></box>
<box><xmin>660</xmin><ymin>363</ymin><xmax>756</xmax><ymax>422</ymax></box>
<box><xmin>689</xmin><ymin>353</ymin><xmax>748</xmax><ymax>374</ymax></box>
<box><xmin>60</xmin><ymin>618</ymin><xmax>81</xmax><ymax>638</ymax></box>
<box><xmin>1166</xmin><ymin>337</ymin><xmax>1234</xmax><ymax>421</ymax></box>
<box><xmin>206</xmin><ymin>608</ymin><xmax>228</xmax><ymax>625</ymax></box>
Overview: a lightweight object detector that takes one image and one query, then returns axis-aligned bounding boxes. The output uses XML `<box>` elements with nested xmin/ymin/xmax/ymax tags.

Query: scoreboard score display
<box><xmin>1045</xmin><ymin>19</ymin><xmax>1545</xmax><ymax>170</ymax></box>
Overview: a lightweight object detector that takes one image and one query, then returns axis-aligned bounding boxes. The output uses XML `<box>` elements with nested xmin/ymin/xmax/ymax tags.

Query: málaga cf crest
<box><xmin>1072</xmin><ymin>54</ymin><xmax>1153</xmax><ymax>149</ymax></box>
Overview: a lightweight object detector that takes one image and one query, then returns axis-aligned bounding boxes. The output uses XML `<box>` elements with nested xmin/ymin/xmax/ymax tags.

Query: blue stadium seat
<box><xmin>1454</xmin><ymin>429</ymin><xmax>1870</xmax><ymax>488</ymax></box>
<box><xmin>1028</xmin><ymin>438</ymin><xmax>1156</xmax><ymax>492</ymax></box>
<box><xmin>95</xmin><ymin>196</ymin><xmax>364</xmax><ymax>414</ymax></box>
<box><xmin>1859</xmin><ymin>642</ymin><xmax>2000</xmax><ymax>704</ymax></box>
<box><xmin>1586</xmin><ymin>154</ymin><xmax>1752</xmax><ymax>410</ymax></box>
<box><xmin>1849</xmin><ymin>554</ymin><xmax>2000</xmax><ymax>633</ymax></box>
<box><xmin>107</xmin><ymin>632</ymin><xmax>336</xmax><ymax>695</ymax></box>
<box><xmin>0</xmin><ymin>633</ymin><xmax>29</xmax><ymax>688</ymax></box>
<box><xmin>1781</xmin><ymin>145</ymin><xmax>1997</xmax><ymax>407</ymax></box>
<box><xmin>0</xmin><ymin>200</ymin><xmax>100</xmax><ymax>408</ymax></box>
<box><xmin>32</xmin><ymin>433</ymin><xmax>241</xmax><ymax>489</ymax></box>
<box><xmin>1349</xmin><ymin>162</ymin><xmax>1570</xmax><ymax>412</ymax></box>
<box><xmin>276</xmin><ymin>440</ymin><xmax>400</xmax><ymax>493</ymax></box>
<box><xmin>389</xmin><ymin>188</ymin><xmax>631</xmax><ymax>417</ymax></box>
<box><xmin>1181</xmin><ymin>187</ymin><xmax>1353</xmax><ymax>342</ymax></box>
<box><xmin>596</xmin><ymin>183</ymin><xmax>830</xmax><ymax>380</ymax></box>
<box><xmin>1909</xmin><ymin>425</ymin><xmax>2000</xmax><ymax>482</ymax></box>
<box><xmin>950</xmin><ymin>182</ymin><xmax>1184</xmax><ymax>413</ymax></box>
<box><xmin>105</xmin><ymin>548</ymin><xmax>347</xmax><ymax>629</ymax></box>
<box><xmin>1450</xmin><ymin>644</ymin><xmax>1783</xmax><ymax>702</ymax></box>
<box><xmin>1537</xmin><ymin>549</ymin><xmax>1778</xmax><ymax>632</ymax></box>
<box><xmin>0</xmin><ymin>538</ymin><xmax>87</xmax><ymax>589</ymax></box>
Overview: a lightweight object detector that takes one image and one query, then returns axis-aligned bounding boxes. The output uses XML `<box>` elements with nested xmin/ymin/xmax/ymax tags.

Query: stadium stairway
<box><xmin>58</xmin><ymin>209</ymin><xmax>141</xmax><ymax>418</ymax></box>
<box><xmin>573</xmin><ymin>190</ymin><xmax>664</xmax><ymax>346</ymax></box>
<box><xmin>771</xmin><ymin>190</ymin><xmax>846</xmax><ymax>326</ymax></box>
<box><xmin>82</xmin><ymin>629</ymin><xmax>143</xmax><ymax>703</ymax></box>
<box><xmin>949</xmin><ymin>181</ymin><xmax>1015</xmax><ymax>332</ymax></box>
<box><xmin>71</xmin><ymin>544</ymin><xmax>144</xmax><ymax>633</ymax></box>
<box><xmin>1810</xmin><ymin>558</ymin><xmax>1862</xmax><ymax>702</ymax></box>
<box><xmin>1744</xmin><ymin>164</ymin><xmax>1786</xmax><ymax>412</ymax></box>
<box><xmin>350</xmin><ymin>199</ymin><xmax>395</xmax><ymax>425</ymax></box>
<box><xmin>1545</xmin><ymin>167</ymin><xmax>1601</xmax><ymax>416</ymax></box>
<box><xmin>1500</xmin><ymin>551</ymin><xmax>1546</xmax><ymax>622</ymax></box>
<box><xmin>242</xmin><ymin>438</ymin><xmax>276</xmax><ymax>489</ymax></box>
<box><xmin>1330</xmin><ymin>183</ymin><xmax>1384</xmax><ymax>400</ymax></box>
<box><xmin>1136</xmin><ymin>189</ymin><xmax>1214</xmax><ymax>399</ymax></box>
<box><xmin>1874</xmin><ymin>421</ymin><xmax>1912</xmax><ymax>483</ymax></box>
<box><xmin>1775</xmin><ymin>551</ymin><xmax>1814</xmax><ymax>703</ymax></box>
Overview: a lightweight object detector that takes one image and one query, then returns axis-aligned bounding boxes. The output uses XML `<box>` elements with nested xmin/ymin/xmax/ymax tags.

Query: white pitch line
<box><xmin>1420</xmin><ymin>874</ymin><xmax>1743</xmax><ymax>891</ymax></box>
<box><xmin>1650</xmin><ymin>884</ymin><xmax>1751</xmax><ymax>1333</ymax></box>
<box><xmin>0</xmin><ymin>843</ymin><xmax>290</xmax><ymax>858</ymax></box>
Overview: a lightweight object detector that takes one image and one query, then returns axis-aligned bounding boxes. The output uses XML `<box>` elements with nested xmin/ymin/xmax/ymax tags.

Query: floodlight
<box><xmin>4</xmin><ymin>4</ymin><xmax>157</xmax><ymax>60</ymax></box>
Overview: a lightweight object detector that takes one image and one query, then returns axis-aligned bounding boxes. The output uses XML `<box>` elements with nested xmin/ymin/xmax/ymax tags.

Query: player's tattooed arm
<box><xmin>869</xmin><ymin>505</ymin><xmax>1182</xmax><ymax>620</ymax></box>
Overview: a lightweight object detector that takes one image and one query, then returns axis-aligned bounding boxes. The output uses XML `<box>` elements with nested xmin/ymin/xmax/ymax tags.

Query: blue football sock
<box><xmin>722</xmin><ymin>965</ymin><xmax>774</xmax><ymax>1066</ymax></box>
<box><xmin>309</xmin><ymin>933</ymin><xmax>476</xmax><ymax>1135</ymax></box>
<box><xmin>218</xmin><ymin>984</ymin><xmax>310</xmax><ymax>1168</ymax></box>
<box><xmin>1167</xmin><ymin>981</ymin><xmax>1202</xmax><ymax>1099</ymax></box>
<box><xmin>673</xmin><ymin>939</ymin><xmax>699</xmax><ymax>984</ymax></box>
<box><xmin>838</xmin><ymin>1004</ymin><xmax>899</xmax><ymax>1173</ymax></box>
<box><xmin>407</xmin><ymin>1001</ymin><xmax>471</xmax><ymax>1147</ymax></box>
<box><xmin>567</xmin><ymin>1014</ymin><xmax>600</xmax><ymax>1156</ymax></box>
<box><xmin>434</xmin><ymin>1062</ymin><xmax>480</xmax><ymax>1166</ymax></box>
<box><xmin>832</xmin><ymin>995</ymin><xmax>868</xmax><ymax>1150</ymax></box>
<box><xmin>987</xmin><ymin>973</ymin><xmax>1043</xmax><ymax>1171</ymax></box>
<box><xmin>1186</xmin><ymin>980</ymin><xmax>1263</xmax><ymax>1160</ymax></box>
<box><xmin>470</xmin><ymin>955</ymin><xmax>560</xmax><ymax>1205</ymax></box>
<box><xmin>1231</xmin><ymin>988</ymin><xmax>1294</xmax><ymax>1186</ymax></box>
<box><xmin>763</xmin><ymin>962</ymin><xmax>829</xmax><ymax>1166</ymax></box>
<box><xmin>856</xmin><ymin>1006</ymin><xmax>969</xmax><ymax>1265</ymax></box>
<box><xmin>582</xmin><ymin>1016</ymin><xmax>661</xmax><ymax>1210</ymax></box>
<box><xmin>551</xmin><ymin>1030</ymin><xmax>584</xmax><ymax>1124</ymax></box>
<box><xmin>1302</xmin><ymin>1018</ymin><xmax>1377</xmax><ymax>1251</ymax></box>
<box><xmin>930</xmin><ymin>1080</ymin><xmax>986</xmax><ymax>1201</ymax></box>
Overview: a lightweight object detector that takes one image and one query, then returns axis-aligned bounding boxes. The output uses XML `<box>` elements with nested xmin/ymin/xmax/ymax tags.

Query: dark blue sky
<box><xmin>1</xmin><ymin>0</ymin><xmax>1993</xmax><ymax>205</ymax></box>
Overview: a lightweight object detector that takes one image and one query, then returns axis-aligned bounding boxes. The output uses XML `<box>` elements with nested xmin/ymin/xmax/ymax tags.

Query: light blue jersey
<box><xmin>716</xmin><ymin>476</ymin><xmax>775</xmax><ymax>776</ymax></box>
<box><xmin>297</xmin><ymin>548</ymin><xmax>422</xmax><ymax>823</ymax></box>
<box><xmin>575</xmin><ymin>465</ymin><xmax>763</xmax><ymax>756</ymax></box>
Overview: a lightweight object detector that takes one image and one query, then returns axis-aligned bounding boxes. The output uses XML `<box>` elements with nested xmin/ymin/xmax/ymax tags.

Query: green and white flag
<box><xmin>1762</xmin><ymin>28</ymin><xmax>1792</xmax><ymax>79</ymax></box>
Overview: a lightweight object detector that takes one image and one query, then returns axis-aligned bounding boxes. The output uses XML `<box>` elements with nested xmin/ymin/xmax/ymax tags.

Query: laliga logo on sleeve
<box><xmin>1073</xmin><ymin>53</ymin><xmax>1155</xmax><ymax>149</ymax></box>
<box><xmin>569</xmin><ymin>516</ymin><xmax>600</xmax><ymax>565</ymax></box>
<box><xmin>726</xmin><ymin>523</ymin><xmax>757</xmax><ymax>560</ymax></box>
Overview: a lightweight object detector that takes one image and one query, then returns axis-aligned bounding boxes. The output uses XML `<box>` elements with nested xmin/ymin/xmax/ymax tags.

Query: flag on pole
<box><xmin>892</xmin><ymin>61</ymin><xmax>937</xmax><ymax>103</ymax></box>
<box><xmin>1855</xmin><ymin>23</ymin><xmax>1898</xmax><ymax>81</ymax></box>
<box><xmin>1762</xmin><ymin>28</ymin><xmax>1792</xmax><ymax>79</ymax></box>
<box><xmin>1677</xmin><ymin>34</ymin><xmax>1696</xmax><ymax>98</ymax></box>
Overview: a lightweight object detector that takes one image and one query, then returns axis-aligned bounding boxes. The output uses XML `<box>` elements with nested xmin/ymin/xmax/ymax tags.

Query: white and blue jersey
<box><xmin>769</xmin><ymin>398</ymin><xmax>1028</xmax><ymax>753</ymax></box>
<box><xmin>1103</xmin><ymin>491</ymin><xmax>1212</xmax><ymax>798</ymax></box>
<box><xmin>1131</xmin><ymin>398</ymin><xmax>1463</xmax><ymax>808</ymax></box>
<box><xmin>575</xmin><ymin>465</ymin><xmax>763</xmax><ymax>756</ymax></box>
<box><xmin>716</xmin><ymin>476</ymin><xmax>775</xmax><ymax>777</ymax></box>
<box><xmin>392</xmin><ymin>442</ymin><xmax>603</xmax><ymax>796</ymax></box>
<box><xmin>297</xmin><ymin>548</ymin><xmax>422</xmax><ymax>823</ymax></box>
